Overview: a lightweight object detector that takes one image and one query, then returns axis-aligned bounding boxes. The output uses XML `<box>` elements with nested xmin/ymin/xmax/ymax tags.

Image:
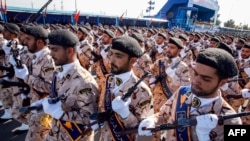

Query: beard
<box><xmin>191</xmin><ymin>83</ymin><xmax>219</xmax><ymax>97</ymax></box>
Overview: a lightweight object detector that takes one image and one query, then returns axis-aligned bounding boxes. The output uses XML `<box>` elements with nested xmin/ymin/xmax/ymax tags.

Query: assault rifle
<box><xmin>116</xmin><ymin>111</ymin><xmax>250</xmax><ymax>135</ymax></box>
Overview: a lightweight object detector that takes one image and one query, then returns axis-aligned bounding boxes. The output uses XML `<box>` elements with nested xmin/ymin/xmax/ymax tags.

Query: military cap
<box><xmin>103</xmin><ymin>29</ymin><xmax>115</xmax><ymax>38</ymax></box>
<box><xmin>26</xmin><ymin>26</ymin><xmax>48</xmax><ymax>39</ymax></box>
<box><xmin>69</xmin><ymin>24</ymin><xmax>78</xmax><ymax>32</ymax></box>
<box><xmin>238</xmin><ymin>38</ymin><xmax>246</xmax><ymax>44</ymax></box>
<box><xmin>112</xmin><ymin>36</ymin><xmax>143</xmax><ymax>57</ymax></box>
<box><xmin>168</xmin><ymin>37</ymin><xmax>184</xmax><ymax>49</ymax></box>
<box><xmin>4</xmin><ymin>23</ymin><xmax>20</xmax><ymax>35</ymax></box>
<box><xmin>227</xmin><ymin>35</ymin><xmax>234</xmax><ymax>41</ymax></box>
<box><xmin>20</xmin><ymin>25</ymin><xmax>30</xmax><ymax>34</ymax></box>
<box><xmin>194</xmin><ymin>33</ymin><xmax>201</xmax><ymax>39</ymax></box>
<box><xmin>83</xmin><ymin>24</ymin><xmax>91</xmax><ymax>31</ymax></box>
<box><xmin>48</xmin><ymin>29</ymin><xmax>79</xmax><ymax>48</ymax></box>
<box><xmin>78</xmin><ymin>27</ymin><xmax>89</xmax><ymax>35</ymax></box>
<box><xmin>196</xmin><ymin>48</ymin><xmax>238</xmax><ymax>78</ymax></box>
<box><xmin>0</xmin><ymin>25</ymin><xmax>4</xmax><ymax>32</ymax></box>
<box><xmin>131</xmin><ymin>32</ymin><xmax>144</xmax><ymax>42</ymax></box>
<box><xmin>217</xmin><ymin>42</ymin><xmax>233</xmax><ymax>56</ymax></box>
<box><xmin>158</xmin><ymin>32</ymin><xmax>167</xmax><ymax>39</ymax></box>
<box><xmin>210</xmin><ymin>37</ymin><xmax>220</xmax><ymax>42</ymax></box>
<box><xmin>179</xmin><ymin>33</ymin><xmax>188</xmax><ymax>41</ymax></box>
<box><xmin>117</xmin><ymin>26</ymin><xmax>124</xmax><ymax>34</ymax></box>
<box><xmin>168</xmin><ymin>31</ymin><xmax>175</xmax><ymax>37</ymax></box>
<box><xmin>243</xmin><ymin>43</ymin><xmax>250</xmax><ymax>49</ymax></box>
<box><xmin>148</xmin><ymin>29</ymin><xmax>154</xmax><ymax>34</ymax></box>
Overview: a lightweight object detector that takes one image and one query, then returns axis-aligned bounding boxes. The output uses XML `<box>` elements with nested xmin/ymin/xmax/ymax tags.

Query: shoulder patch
<box><xmin>139</xmin><ymin>99</ymin><xmax>151</xmax><ymax>108</ymax></box>
<box><xmin>79</xmin><ymin>88</ymin><xmax>92</xmax><ymax>94</ymax></box>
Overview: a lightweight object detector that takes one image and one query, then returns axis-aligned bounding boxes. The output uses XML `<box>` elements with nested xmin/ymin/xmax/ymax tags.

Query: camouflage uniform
<box><xmin>151</xmin><ymin>87</ymin><xmax>242</xmax><ymax>141</ymax></box>
<box><xmin>25</xmin><ymin>47</ymin><xmax>55</xmax><ymax>141</ymax></box>
<box><xmin>44</xmin><ymin>61</ymin><xmax>99</xmax><ymax>141</ymax></box>
<box><xmin>99</xmin><ymin>72</ymin><xmax>152</xmax><ymax>141</ymax></box>
<box><xmin>77</xmin><ymin>40</ymin><xmax>94</xmax><ymax>70</ymax></box>
<box><xmin>151</xmin><ymin>57</ymin><xmax>190</xmax><ymax>113</ymax></box>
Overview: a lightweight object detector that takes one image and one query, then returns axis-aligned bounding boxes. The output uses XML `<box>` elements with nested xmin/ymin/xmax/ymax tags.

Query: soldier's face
<box><xmin>18</xmin><ymin>32</ymin><xmax>27</xmax><ymax>46</ymax></box>
<box><xmin>191</xmin><ymin>63</ymin><xmax>226</xmax><ymax>98</ymax></box>
<box><xmin>101</xmin><ymin>34</ymin><xmax>111</xmax><ymax>45</ymax></box>
<box><xmin>164</xmin><ymin>43</ymin><xmax>180</xmax><ymax>58</ymax></box>
<box><xmin>109</xmin><ymin>49</ymin><xmax>135</xmax><ymax>75</ymax></box>
<box><xmin>26</xmin><ymin>35</ymin><xmax>37</xmax><ymax>53</ymax></box>
<box><xmin>209</xmin><ymin>41</ymin><xmax>218</xmax><ymax>48</ymax></box>
<box><xmin>241</xmin><ymin>47</ymin><xmax>250</xmax><ymax>59</ymax></box>
<box><xmin>49</xmin><ymin>45</ymin><xmax>69</xmax><ymax>66</ymax></box>
<box><xmin>156</xmin><ymin>36</ymin><xmax>165</xmax><ymax>45</ymax></box>
<box><xmin>3</xmin><ymin>29</ymin><xmax>11</xmax><ymax>40</ymax></box>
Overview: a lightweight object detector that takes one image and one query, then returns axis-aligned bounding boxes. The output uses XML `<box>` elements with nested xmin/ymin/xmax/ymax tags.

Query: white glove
<box><xmin>112</xmin><ymin>96</ymin><xmax>131</xmax><ymax>119</ymax></box>
<box><xmin>149</xmin><ymin>76</ymin><xmax>156</xmax><ymax>88</ymax></box>
<box><xmin>42</xmin><ymin>98</ymin><xmax>64</xmax><ymax>119</ymax></box>
<box><xmin>90</xmin><ymin>119</ymin><xmax>99</xmax><ymax>130</ymax></box>
<box><xmin>138</xmin><ymin>118</ymin><xmax>155</xmax><ymax>136</ymax></box>
<box><xmin>196</xmin><ymin>114</ymin><xmax>218</xmax><ymax>141</ymax></box>
<box><xmin>244</xmin><ymin>68</ymin><xmax>250</xmax><ymax>77</ymax></box>
<box><xmin>30</xmin><ymin>99</ymin><xmax>44</xmax><ymax>113</ymax></box>
<box><xmin>21</xmin><ymin>93</ymin><xmax>30</xmax><ymax>100</ymax></box>
<box><xmin>241</xmin><ymin>89</ymin><xmax>250</xmax><ymax>98</ymax></box>
<box><xmin>14</xmin><ymin>64</ymin><xmax>29</xmax><ymax>80</ymax></box>
<box><xmin>9</xmin><ymin>55</ymin><xmax>17</xmax><ymax>66</ymax></box>
<box><xmin>165</xmin><ymin>67</ymin><xmax>176</xmax><ymax>78</ymax></box>
<box><xmin>2</xmin><ymin>44</ymin><xmax>11</xmax><ymax>54</ymax></box>
<box><xmin>220</xmin><ymin>83</ymin><xmax>229</xmax><ymax>91</ymax></box>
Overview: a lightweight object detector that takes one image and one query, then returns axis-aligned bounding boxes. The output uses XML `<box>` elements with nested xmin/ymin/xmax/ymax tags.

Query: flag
<box><xmin>44</xmin><ymin>6</ymin><xmax>47</xmax><ymax>17</ymax></box>
<box><xmin>119</xmin><ymin>10</ymin><xmax>127</xmax><ymax>22</ymax></box>
<box><xmin>74</xmin><ymin>10</ymin><xmax>80</xmax><ymax>23</ymax></box>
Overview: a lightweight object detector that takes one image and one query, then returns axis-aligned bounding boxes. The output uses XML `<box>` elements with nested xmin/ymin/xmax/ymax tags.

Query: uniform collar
<box><xmin>57</xmin><ymin>60</ymin><xmax>79</xmax><ymax>79</ymax></box>
<box><xmin>33</xmin><ymin>47</ymin><xmax>47</xmax><ymax>62</ymax></box>
<box><xmin>112</xmin><ymin>71</ymin><xmax>132</xmax><ymax>95</ymax></box>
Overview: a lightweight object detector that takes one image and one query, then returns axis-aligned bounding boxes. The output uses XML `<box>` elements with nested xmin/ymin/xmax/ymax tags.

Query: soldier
<box><xmin>209</xmin><ymin>36</ymin><xmax>220</xmax><ymax>48</ymax></box>
<box><xmin>76</xmin><ymin>27</ymin><xmax>94</xmax><ymax>70</ymax></box>
<box><xmin>149</xmin><ymin>32</ymin><xmax>167</xmax><ymax>62</ymax></box>
<box><xmin>91</xmin><ymin>36</ymin><xmax>152</xmax><ymax>141</ymax></box>
<box><xmin>139</xmin><ymin>48</ymin><xmax>242</xmax><ymax>141</ymax></box>
<box><xmin>13</xmin><ymin>26</ymin><xmax>55</xmax><ymax>141</ymax></box>
<box><xmin>31</xmin><ymin>29</ymin><xmax>99</xmax><ymax>141</ymax></box>
<box><xmin>0</xmin><ymin>23</ymin><xmax>20</xmax><ymax>122</ymax></box>
<box><xmin>150</xmin><ymin>37</ymin><xmax>190</xmax><ymax>113</ymax></box>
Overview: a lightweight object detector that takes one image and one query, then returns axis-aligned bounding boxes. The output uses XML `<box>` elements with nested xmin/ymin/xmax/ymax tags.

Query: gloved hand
<box><xmin>196</xmin><ymin>114</ymin><xmax>218</xmax><ymax>141</ymax></box>
<box><xmin>21</xmin><ymin>93</ymin><xmax>30</xmax><ymax>100</ymax></box>
<box><xmin>220</xmin><ymin>83</ymin><xmax>229</xmax><ymax>91</ymax></box>
<box><xmin>90</xmin><ymin>119</ymin><xmax>100</xmax><ymax>131</ymax></box>
<box><xmin>138</xmin><ymin>118</ymin><xmax>155</xmax><ymax>136</ymax></box>
<box><xmin>42</xmin><ymin>98</ymin><xmax>64</xmax><ymax>119</ymax></box>
<box><xmin>14</xmin><ymin>64</ymin><xmax>29</xmax><ymax>80</ymax></box>
<box><xmin>112</xmin><ymin>96</ymin><xmax>131</xmax><ymax>119</ymax></box>
<box><xmin>2</xmin><ymin>44</ymin><xmax>11</xmax><ymax>55</ymax></box>
<box><xmin>30</xmin><ymin>98</ymin><xmax>44</xmax><ymax>113</ymax></box>
<box><xmin>9</xmin><ymin>55</ymin><xmax>17</xmax><ymax>66</ymax></box>
<box><xmin>241</xmin><ymin>89</ymin><xmax>250</xmax><ymax>98</ymax></box>
<box><xmin>165</xmin><ymin>67</ymin><xmax>176</xmax><ymax>78</ymax></box>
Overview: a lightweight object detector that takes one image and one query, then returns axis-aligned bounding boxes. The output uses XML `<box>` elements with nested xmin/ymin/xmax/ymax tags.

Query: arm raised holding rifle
<box><xmin>138</xmin><ymin>48</ymin><xmax>242</xmax><ymax>141</ymax></box>
<box><xmin>90</xmin><ymin>36</ymin><xmax>153</xmax><ymax>141</ymax></box>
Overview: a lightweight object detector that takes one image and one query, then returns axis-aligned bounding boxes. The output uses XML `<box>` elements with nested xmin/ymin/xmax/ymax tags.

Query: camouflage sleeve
<box><xmin>24</xmin><ymin>57</ymin><xmax>54</xmax><ymax>93</ymax></box>
<box><xmin>60</xmin><ymin>78</ymin><xmax>99</xmax><ymax>125</ymax></box>
<box><xmin>175</xmin><ymin>63</ymin><xmax>190</xmax><ymax>85</ymax></box>
<box><xmin>120</xmin><ymin>84</ymin><xmax>152</xmax><ymax>129</ymax></box>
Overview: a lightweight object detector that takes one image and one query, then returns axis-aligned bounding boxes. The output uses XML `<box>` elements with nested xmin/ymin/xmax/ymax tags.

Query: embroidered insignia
<box><xmin>139</xmin><ymin>99</ymin><xmax>151</xmax><ymax>108</ymax></box>
<box><xmin>79</xmin><ymin>88</ymin><xmax>92</xmax><ymax>94</ymax></box>
<box><xmin>191</xmin><ymin>97</ymin><xmax>201</xmax><ymax>108</ymax></box>
<box><xmin>32</xmin><ymin>55</ymin><xmax>36</xmax><ymax>60</ymax></box>
<box><xmin>66</xmin><ymin>74</ymin><xmax>71</xmax><ymax>79</ymax></box>
<box><xmin>56</xmin><ymin>67</ymin><xmax>63</xmax><ymax>72</ymax></box>
<box><xmin>64</xmin><ymin>121</ymin><xmax>74</xmax><ymax>131</ymax></box>
<box><xmin>116</xmin><ymin>77</ymin><xmax>123</xmax><ymax>86</ymax></box>
<box><xmin>44</xmin><ymin>67</ymin><xmax>54</xmax><ymax>73</ymax></box>
<box><xmin>180</xmin><ymin>95</ymin><xmax>187</xmax><ymax>108</ymax></box>
<box><xmin>40</xmin><ymin>114</ymin><xmax>52</xmax><ymax>128</ymax></box>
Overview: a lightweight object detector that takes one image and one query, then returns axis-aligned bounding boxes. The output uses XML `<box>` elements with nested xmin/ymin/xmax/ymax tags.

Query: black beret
<box><xmin>158</xmin><ymin>32</ymin><xmax>167</xmax><ymax>39</ymax></box>
<box><xmin>78</xmin><ymin>27</ymin><xmax>89</xmax><ymax>35</ymax></box>
<box><xmin>4</xmin><ymin>23</ymin><xmax>20</xmax><ymax>35</ymax></box>
<box><xmin>112</xmin><ymin>36</ymin><xmax>143</xmax><ymax>57</ymax></box>
<box><xmin>243</xmin><ymin>43</ymin><xmax>250</xmax><ymax>49</ymax></box>
<box><xmin>238</xmin><ymin>38</ymin><xmax>246</xmax><ymax>44</ymax></box>
<box><xmin>117</xmin><ymin>26</ymin><xmax>124</xmax><ymax>34</ymax></box>
<box><xmin>168</xmin><ymin>31</ymin><xmax>175</xmax><ymax>37</ymax></box>
<box><xmin>103</xmin><ymin>29</ymin><xmax>115</xmax><ymax>38</ymax></box>
<box><xmin>48</xmin><ymin>29</ymin><xmax>79</xmax><ymax>47</ymax></box>
<box><xmin>69</xmin><ymin>24</ymin><xmax>78</xmax><ymax>32</ymax></box>
<box><xmin>20</xmin><ymin>25</ymin><xmax>31</xmax><ymax>34</ymax></box>
<box><xmin>196</xmin><ymin>48</ymin><xmax>238</xmax><ymax>78</ymax></box>
<box><xmin>148</xmin><ymin>29</ymin><xmax>154</xmax><ymax>34</ymax></box>
<box><xmin>179</xmin><ymin>33</ymin><xmax>188</xmax><ymax>41</ymax></box>
<box><xmin>194</xmin><ymin>33</ymin><xmax>201</xmax><ymax>39</ymax></box>
<box><xmin>131</xmin><ymin>32</ymin><xmax>144</xmax><ymax>42</ymax></box>
<box><xmin>168</xmin><ymin>37</ymin><xmax>184</xmax><ymax>49</ymax></box>
<box><xmin>26</xmin><ymin>26</ymin><xmax>48</xmax><ymax>39</ymax></box>
<box><xmin>217</xmin><ymin>42</ymin><xmax>233</xmax><ymax>56</ymax></box>
<box><xmin>83</xmin><ymin>25</ymin><xmax>91</xmax><ymax>31</ymax></box>
<box><xmin>0</xmin><ymin>25</ymin><xmax>4</xmax><ymax>32</ymax></box>
<box><xmin>210</xmin><ymin>37</ymin><xmax>220</xmax><ymax>42</ymax></box>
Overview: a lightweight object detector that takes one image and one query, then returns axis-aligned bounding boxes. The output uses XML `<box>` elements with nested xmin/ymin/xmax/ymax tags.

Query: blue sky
<box><xmin>5</xmin><ymin>0</ymin><xmax>250</xmax><ymax>26</ymax></box>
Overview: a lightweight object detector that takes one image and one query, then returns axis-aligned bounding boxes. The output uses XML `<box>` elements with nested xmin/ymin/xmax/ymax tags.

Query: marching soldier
<box><xmin>13</xmin><ymin>26</ymin><xmax>55</xmax><ymax>141</ymax></box>
<box><xmin>33</xmin><ymin>29</ymin><xmax>99</xmax><ymax>141</ymax></box>
<box><xmin>91</xmin><ymin>36</ymin><xmax>152</xmax><ymax>141</ymax></box>
<box><xmin>0</xmin><ymin>23</ymin><xmax>20</xmax><ymax>122</ymax></box>
<box><xmin>149</xmin><ymin>32</ymin><xmax>168</xmax><ymax>62</ymax></box>
<box><xmin>139</xmin><ymin>48</ymin><xmax>242</xmax><ymax>141</ymax></box>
